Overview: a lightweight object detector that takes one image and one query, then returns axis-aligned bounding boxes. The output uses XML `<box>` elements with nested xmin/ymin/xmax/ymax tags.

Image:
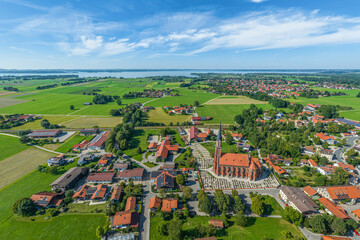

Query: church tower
<box><xmin>213</xmin><ymin>123</ymin><xmax>222</xmax><ymax>174</ymax></box>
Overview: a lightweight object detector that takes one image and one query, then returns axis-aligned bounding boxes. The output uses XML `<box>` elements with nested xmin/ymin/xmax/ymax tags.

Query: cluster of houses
<box><xmin>148</xmin><ymin>137</ymin><xmax>180</xmax><ymax>161</ymax></box>
<box><xmin>191</xmin><ymin>116</ymin><xmax>213</xmax><ymax>125</ymax></box>
<box><xmin>72</xmin><ymin>129</ymin><xmax>109</xmax><ymax>152</ymax></box>
<box><xmin>164</xmin><ymin>105</ymin><xmax>192</xmax><ymax>115</ymax></box>
<box><xmin>189</xmin><ymin>126</ymin><xmax>215</xmax><ymax>142</ymax></box>
<box><xmin>280</xmin><ymin>184</ymin><xmax>360</xmax><ymax>221</ymax></box>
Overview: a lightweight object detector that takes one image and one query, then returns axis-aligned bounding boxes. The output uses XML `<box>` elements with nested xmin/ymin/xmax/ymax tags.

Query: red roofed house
<box><xmin>30</xmin><ymin>192</ymin><xmax>64</xmax><ymax>208</ymax></box>
<box><xmin>110</xmin><ymin>186</ymin><xmax>122</xmax><ymax>203</ymax></box>
<box><xmin>161</xmin><ymin>198</ymin><xmax>178</xmax><ymax>212</ymax></box>
<box><xmin>98</xmin><ymin>154</ymin><xmax>113</xmax><ymax>166</ymax></box>
<box><xmin>308</xmin><ymin>159</ymin><xmax>319</xmax><ymax>168</ymax></box>
<box><xmin>86</xmin><ymin>172</ymin><xmax>115</xmax><ymax>184</ymax></box>
<box><xmin>118</xmin><ymin>168</ymin><xmax>144</xmax><ymax>181</ymax></box>
<box><xmin>125</xmin><ymin>196</ymin><xmax>137</xmax><ymax>211</ymax></box>
<box><xmin>325</xmin><ymin>186</ymin><xmax>360</xmax><ymax>203</ymax></box>
<box><xmin>197</xmin><ymin>132</ymin><xmax>208</xmax><ymax>142</ymax></box>
<box><xmin>318</xmin><ymin>197</ymin><xmax>351</xmax><ymax>219</ymax></box>
<box><xmin>315</xmin><ymin>133</ymin><xmax>335</xmax><ymax>144</ymax></box>
<box><xmin>148</xmin><ymin>196</ymin><xmax>161</xmax><ymax>211</ymax></box>
<box><xmin>209</xmin><ymin>219</ymin><xmax>224</xmax><ymax>229</ymax></box>
<box><xmin>190</xmin><ymin>126</ymin><xmax>199</xmax><ymax>140</ymax></box>
<box><xmin>148</xmin><ymin>142</ymin><xmax>158</xmax><ymax>151</ymax></box>
<box><xmin>352</xmin><ymin>209</ymin><xmax>360</xmax><ymax>219</ymax></box>
<box><xmin>213</xmin><ymin>124</ymin><xmax>262</xmax><ymax>181</ymax></box>
<box><xmin>111</xmin><ymin>211</ymin><xmax>139</xmax><ymax>229</ymax></box>
<box><xmin>73</xmin><ymin>140</ymin><xmax>90</xmax><ymax>152</ymax></box>
<box><xmin>88</xmin><ymin>131</ymin><xmax>110</xmax><ymax>150</ymax></box>
<box><xmin>303</xmin><ymin>186</ymin><xmax>318</xmax><ymax>198</ymax></box>
<box><xmin>273</xmin><ymin>166</ymin><xmax>287</xmax><ymax>175</ymax></box>
<box><xmin>156</xmin><ymin>139</ymin><xmax>179</xmax><ymax>161</ymax></box>
<box><xmin>91</xmin><ymin>184</ymin><xmax>109</xmax><ymax>201</ymax></box>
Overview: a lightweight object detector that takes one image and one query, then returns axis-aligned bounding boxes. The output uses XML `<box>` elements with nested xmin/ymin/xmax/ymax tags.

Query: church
<box><xmin>213</xmin><ymin>124</ymin><xmax>263</xmax><ymax>181</ymax></box>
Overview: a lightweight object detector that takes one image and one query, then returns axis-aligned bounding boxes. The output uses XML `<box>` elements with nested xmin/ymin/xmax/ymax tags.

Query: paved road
<box><xmin>334</xmin><ymin>136</ymin><xmax>359</xmax><ymax>163</ymax></box>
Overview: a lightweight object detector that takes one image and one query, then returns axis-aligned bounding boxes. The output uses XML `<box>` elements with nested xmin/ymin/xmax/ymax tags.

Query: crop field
<box><xmin>12</xmin><ymin>115</ymin><xmax>80</xmax><ymax>130</ymax></box>
<box><xmin>64</xmin><ymin>116</ymin><xmax>122</xmax><ymax>128</ymax></box>
<box><xmin>0</xmin><ymin>135</ymin><xmax>30</xmax><ymax>161</ymax></box>
<box><xmin>0</xmin><ymin>96</ymin><xmax>28</xmax><ymax>108</ymax></box>
<box><xmin>146</xmin><ymin>107</ymin><xmax>191</xmax><ymax>124</ymax></box>
<box><xmin>0</xmin><ymin>148</ymin><xmax>55</xmax><ymax>189</ymax></box>
<box><xmin>196</xmin><ymin>104</ymin><xmax>275</xmax><ymax>124</ymax></box>
<box><xmin>0</xmin><ymin>161</ymin><xmax>77</xmax><ymax>223</ymax></box>
<box><xmin>0</xmin><ymin>214</ymin><xmax>106</xmax><ymax>240</ymax></box>
<box><xmin>204</xmin><ymin>96</ymin><xmax>267</xmax><ymax>105</ymax></box>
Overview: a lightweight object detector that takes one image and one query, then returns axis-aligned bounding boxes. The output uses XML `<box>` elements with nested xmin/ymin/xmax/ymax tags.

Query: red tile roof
<box><xmin>148</xmin><ymin>197</ymin><xmax>161</xmax><ymax>209</ymax></box>
<box><xmin>326</xmin><ymin>186</ymin><xmax>360</xmax><ymax>200</ymax></box>
<box><xmin>316</xmin><ymin>132</ymin><xmax>335</xmax><ymax>141</ymax></box>
<box><xmin>112</xmin><ymin>211</ymin><xmax>139</xmax><ymax>228</ymax></box>
<box><xmin>91</xmin><ymin>184</ymin><xmax>108</xmax><ymax>200</ymax></box>
<box><xmin>209</xmin><ymin>219</ymin><xmax>224</xmax><ymax>228</ymax></box>
<box><xmin>110</xmin><ymin>186</ymin><xmax>122</xmax><ymax>202</ymax></box>
<box><xmin>273</xmin><ymin>166</ymin><xmax>287</xmax><ymax>175</ymax></box>
<box><xmin>321</xmin><ymin>236</ymin><xmax>350</xmax><ymax>240</ymax></box>
<box><xmin>161</xmin><ymin>198</ymin><xmax>177</xmax><ymax>212</ymax></box>
<box><xmin>148</xmin><ymin>142</ymin><xmax>157</xmax><ymax>149</ymax></box>
<box><xmin>156</xmin><ymin>140</ymin><xmax>179</xmax><ymax>159</ymax></box>
<box><xmin>118</xmin><ymin>168</ymin><xmax>144</xmax><ymax>178</ymax></box>
<box><xmin>318</xmin><ymin>197</ymin><xmax>350</xmax><ymax>219</ymax></box>
<box><xmin>303</xmin><ymin>186</ymin><xmax>317</xmax><ymax>196</ymax></box>
<box><xmin>125</xmin><ymin>196</ymin><xmax>136</xmax><ymax>211</ymax></box>
<box><xmin>352</xmin><ymin>209</ymin><xmax>360</xmax><ymax>218</ymax></box>
<box><xmin>308</xmin><ymin>159</ymin><xmax>318</xmax><ymax>167</ymax></box>
<box><xmin>86</xmin><ymin>172</ymin><xmax>115</xmax><ymax>182</ymax></box>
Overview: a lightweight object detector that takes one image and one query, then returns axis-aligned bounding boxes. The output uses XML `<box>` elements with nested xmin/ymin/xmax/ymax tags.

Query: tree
<box><xmin>231</xmin><ymin>189</ymin><xmax>238</xmax><ymax>199</ymax></box>
<box><xmin>319</xmin><ymin>156</ymin><xmax>329</xmax><ymax>166</ymax></box>
<box><xmin>309</xmin><ymin>215</ymin><xmax>328</xmax><ymax>234</ymax></box>
<box><xmin>19</xmin><ymin>135</ymin><xmax>30</xmax><ymax>144</ymax></box>
<box><xmin>357</xmin><ymin>92</ymin><xmax>360</xmax><ymax>98</ymax></box>
<box><xmin>331</xmin><ymin>167</ymin><xmax>349</xmax><ymax>185</ymax></box>
<box><xmin>168</xmin><ymin>217</ymin><xmax>182</xmax><ymax>240</ymax></box>
<box><xmin>200</xmin><ymin>196</ymin><xmax>212</xmax><ymax>214</ymax></box>
<box><xmin>176</xmin><ymin>174</ymin><xmax>185</xmax><ymax>186</ymax></box>
<box><xmin>214</xmin><ymin>189</ymin><xmax>229</xmax><ymax>213</ymax></box>
<box><xmin>159</xmin><ymin>188</ymin><xmax>166</xmax><ymax>198</ymax></box>
<box><xmin>281</xmin><ymin>207</ymin><xmax>303</xmax><ymax>226</ymax></box>
<box><xmin>41</xmin><ymin>119</ymin><xmax>50</xmax><ymax>129</ymax></box>
<box><xmin>116</xmin><ymin>98</ymin><xmax>122</xmax><ymax>105</ymax></box>
<box><xmin>15</xmin><ymin>198</ymin><xmax>37</xmax><ymax>216</ymax></box>
<box><xmin>250</xmin><ymin>196</ymin><xmax>264</xmax><ymax>216</ymax></box>
<box><xmin>136</xmin><ymin>147</ymin><xmax>142</xmax><ymax>154</ymax></box>
<box><xmin>70</xmin><ymin>105</ymin><xmax>74</xmax><ymax>110</ymax></box>
<box><xmin>331</xmin><ymin>218</ymin><xmax>347</xmax><ymax>235</ymax></box>
<box><xmin>197</xmin><ymin>189</ymin><xmax>207</xmax><ymax>205</ymax></box>
<box><xmin>194</xmin><ymin>101</ymin><xmax>199</xmax><ymax>107</ymax></box>
<box><xmin>233</xmin><ymin>196</ymin><xmax>245</xmax><ymax>213</ymax></box>
<box><xmin>235</xmin><ymin>211</ymin><xmax>247</xmax><ymax>227</ymax></box>
<box><xmin>322</xmin><ymin>141</ymin><xmax>329</xmax><ymax>149</ymax></box>
<box><xmin>182</xmin><ymin>187</ymin><xmax>193</xmax><ymax>202</ymax></box>
<box><xmin>96</xmin><ymin>226</ymin><xmax>104</xmax><ymax>238</ymax></box>
<box><xmin>157</xmin><ymin>221</ymin><xmax>167</xmax><ymax>236</ymax></box>
<box><xmin>225</xmin><ymin>132</ymin><xmax>232</xmax><ymax>145</ymax></box>
<box><xmin>234</xmin><ymin>114</ymin><xmax>245</xmax><ymax>125</ymax></box>
<box><xmin>347</xmin><ymin>218</ymin><xmax>358</xmax><ymax>230</ymax></box>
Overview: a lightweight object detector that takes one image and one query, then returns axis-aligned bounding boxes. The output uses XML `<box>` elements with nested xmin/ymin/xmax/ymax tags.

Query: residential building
<box><xmin>86</xmin><ymin>172</ymin><xmax>115</xmax><ymax>184</ymax></box>
<box><xmin>319</xmin><ymin>148</ymin><xmax>334</xmax><ymax>161</ymax></box>
<box><xmin>72</xmin><ymin>185</ymin><xmax>95</xmax><ymax>200</ymax></box>
<box><xmin>73</xmin><ymin>140</ymin><xmax>90</xmax><ymax>152</ymax></box>
<box><xmin>154</xmin><ymin>171</ymin><xmax>176</xmax><ymax>190</ymax></box>
<box><xmin>88</xmin><ymin>131</ymin><xmax>110</xmax><ymax>150</ymax></box>
<box><xmin>303</xmin><ymin>146</ymin><xmax>316</xmax><ymax>155</ymax></box>
<box><xmin>156</xmin><ymin>139</ymin><xmax>179</xmax><ymax>161</ymax></box>
<box><xmin>161</xmin><ymin>198</ymin><xmax>178</xmax><ymax>212</ymax></box>
<box><xmin>148</xmin><ymin>197</ymin><xmax>161</xmax><ymax>211</ymax></box>
<box><xmin>118</xmin><ymin>168</ymin><xmax>144</xmax><ymax>181</ymax></box>
<box><xmin>190</xmin><ymin>126</ymin><xmax>199</xmax><ymax>140</ymax></box>
<box><xmin>50</xmin><ymin>167</ymin><xmax>88</xmax><ymax>191</ymax></box>
<box><xmin>110</xmin><ymin>186</ymin><xmax>123</xmax><ymax>203</ymax></box>
<box><xmin>159</xmin><ymin>162</ymin><xmax>175</xmax><ymax>170</ymax></box>
<box><xmin>113</xmin><ymin>162</ymin><xmax>129</xmax><ymax>172</ymax></box>
<box><xmin>78</xmin><ymin>154</ymin><xmax>95</xmax><ymax>165</ymax></box>
<box><xmin>318</xmin><ymin>197</ymin><xmax>351</xmax><ymax>219</ymax></box>
<box><xmin>125</xmin><ymin>196</ymin><xmax>136</xmax><ymax>211</ymax></box>
<box><xmin>279</xmin><ymin>186</ymin><xmax>319</xmax><ymax>214</ymax></box>
<box><xmin>325</xmin><ymin>186</ymin><xmax>360</xmax><ymax>203</ymax></box>
<box><xmin>91</xmin><ymin>184</ymin><xmax>109</xmax><ymax>201</ymax></box>
<box><xmin>30</xmin><ymin>192</ymin><xmax>64</xmax><ymax>208</ymax></box>
<box><xmin>303</xmin><ymin>186</ymin><xmax>319</xmax><ymax>198</ymax></box>
<box><xmin>98</xmin><ymin>154</ymin><xmax>113</xmax><ymax>166</ymax></box>
<box><xmin>147</xmin><ymin>142</ymin><xmax>158</xmax><ymax>151</ymax></box>
<box><xmin>111</xmin><ymin>211</ymin><xmax>139</xmax><ymax>229</ymax></box>
<box><xmin>209</xmin><ymin>219</ymin><xmax>224</xmax><ymax>229</ymax></box>
<box><xmin>47</xmin><ymin>154</ymin><xmax>66</xmax><ymax>166</ymax></box>
<box><xmin>315</xmin><ymin>133</ymin><xmax>335</xmax><ymax>144</ymax></box>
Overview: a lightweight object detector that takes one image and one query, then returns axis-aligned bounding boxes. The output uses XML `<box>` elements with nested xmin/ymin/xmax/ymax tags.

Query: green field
<box><xmin>150</xmin><ymin>216</ymin><xmax>303</xmax><ymax>240</ymax></box>
<box><xmin>0</xmin><ymin>214</ymin><xmax>106</xmax><ymax>240</ymax></box>
<box><xmin>124</xmin><ymin>129</ymin><xmax>161</xmax><ymax>161</ymax></box>
<box><xmin>55</xmin><ymin>134</ymin><xmax>94</xmax><ymax>153</ymax></box>
<box><xmin>146</xmin><ymin>107</ymin><xmax>192</xmax><ymax>125</ymax></box>
<box><xmin>0</xmin><ymin>134</ymin><xmax>30</xmax><ymax>161</ymax></box>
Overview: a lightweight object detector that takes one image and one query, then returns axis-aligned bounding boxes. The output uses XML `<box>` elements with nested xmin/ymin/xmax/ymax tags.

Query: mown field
<box><xmin>11</xmin><ymin>115</ymin><xmax>80</xmax><ymax>130</ymax></box>
<box><xmin>0</xmin><ymin>148</ymin><xmax>55</xmax><ymax>189</ymax></box>
<box><xmin>150</xmin><ymin>216</ymin><xmax>304</xmax><ymax>240</ymax></box>
<box><xmin>124</xmin><ymin>129</ymin><xmax>161</xmax><ymax>161</ymax></box>
<box><xmin>64</xmin><ymin>116</ymin><xmax>122</xmax><ymax>128</ymax></box>
<box><xmin>146</xmin><ymin>107</ymin><xmax>192</xmax><ymax>124</ymax></box>
<box><xmin>0</xmin><ymin>134</ymin><xmax>30</xmax><ymax>161</ymax></box>
<box><xmin>56</xmin><ymin>134</ymin><xmax>94</xmax><ymax>153</ymax></box>
<box><xmin>205</xmin><ymin>96</ymin><xmax>267</xmax><ymax>105</ymax></box>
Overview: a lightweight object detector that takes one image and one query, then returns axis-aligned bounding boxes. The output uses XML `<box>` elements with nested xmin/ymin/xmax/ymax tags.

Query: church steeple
<box><xmin>216</xmin><ymin>122</ymin><xmax>222</xmax><ymax>142</ymax></box>
<box><xmin>213</xmin><ymin>123</ymin><xmax>222</xmax><ymax>174</ymax></box>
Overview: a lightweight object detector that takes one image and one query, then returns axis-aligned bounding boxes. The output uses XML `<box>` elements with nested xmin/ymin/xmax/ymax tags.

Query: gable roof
<box><xmin>125</xmin><ymin>196</ymin><xmax>136</xmax><ymax>211</ymax></box>
<box><xmin>161</xmin><ymin>198</ymin><xmax>177</xmax><ymax>212</ymax></box>
<box><xmin>326</xmin><ymin>186</ymin><xmax>360</xmax><ymax>200</ymax></box>
<box><xmin>279</xmin><ymin>186</ymin><xmax>319</xmax><ymax>213</ymax></box>
<box><xmin>91</xmin><ymin>184</ymin><xmax>108</xmax><ymax>199</ymax></box>
<box><xmin>110</xmin><ymin>186</ymin><xmax>122</xmax><ymax>202</ymax></box>
<box><xmin>118</xmin><ymin>168</ymin><xmax>144</xmax><ymax>178</ymax></box>
<box><xmin>321</xmin><ymin>236</ymin><xmax>350</xmax><ymax>240</ymax></box>
<box><xmin>72</xmin><ymin>184</ymin><xmax>92</xmax><ymax>198</ymax></box>
<box><xmin>86</xmin><ymin>172</ymin><xmax>115</xmax><ymax>182</ymax></box>
<box><xmin>318</xmin><ymin>197</ymin><xmax>350</xmax><ymax>219</ymax></box>
<box><xmin>352</xmin><ymin>209</ymin><xmax>360</xmax><ymax>218</ymax></box>
<box><xmin>112</xmin><ymin>211</ymin><xmax>139</xmax><ymax>227</ymax></box>
<box><xmin>149</xmin><ymin>197</ymin><xmax>161</xmax><ymax>209</ymax></box>
<box><xmin>303</xmin><ymin>186</ymin><xmax>318</xmax><ymax>196</ymax></box>
<box><xmin>156</xmin><ymin>172</ymin><xmax>175</xmax><ymax>189</ymax></box>
<box><xmin>209</xmin><ymin>219</ymin><xmax>224</xmax><ymax>228</ymax></box>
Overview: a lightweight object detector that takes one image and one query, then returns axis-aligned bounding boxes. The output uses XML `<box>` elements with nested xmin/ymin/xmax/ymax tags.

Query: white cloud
<box><xmin>250</xmin><ymin>0</ymin><xmax>266</xmax><ymax>3</ymax></box>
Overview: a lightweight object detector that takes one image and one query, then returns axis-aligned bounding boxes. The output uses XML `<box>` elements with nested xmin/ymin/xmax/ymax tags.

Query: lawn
<box><xmin>55</xmin><ymin>134</ymin><xmax>94</xmax><ymax>153</ymax></box>
<box><xmin>196</xmin><ymin>104</ymin><xmax>275</xmax><ymax>124</ymax></box>
<box><xmin>201</xmin><ymin>142</ymin><xmax>237</xmax><ymax>157</ymax></box>
<box><xmin>146</xmin><ymin>107</ymin><xmax>192</xmax><ymax>125</ymax></box>
<box><xmin>0</xmin><ymin>148</ymin><xmax>55</xmax><ymax>189</ymax></box>
<box><xmin>124</xmin><ymin>129</ymin><xmax>160</xmax><ymax>161</ymax></box>
<box><xmin>150</xmin><ymin>215</ymin><xmax>303</xmax><ymax>240</ymax></box>
<box><xmin>0</xmin><ymin>134</ymin><xmax>30</xmax><ymax>161</ymax></box>
<box><xmin>64</xmin><ymin>116</ymin><xmax>123</xmax><ymax>128</ymax></box>
<box><xmin>0</xmin><ymin>161</ymin><xmax>77</xmax><ymax>224</ymax></box>
<box><xmin>0</xmin><ymin>214</ymin><xmax>107</xmax><ymax>240</ymax></box>
<box><xmin>143</xmin><ymin>162</ymin><xmax>158</xmax><ymax>168</ymax></box>
<box><xmin>260</xmin><ymin>195</ymin><xmax>283</xmax><ymax>215</ymax></box>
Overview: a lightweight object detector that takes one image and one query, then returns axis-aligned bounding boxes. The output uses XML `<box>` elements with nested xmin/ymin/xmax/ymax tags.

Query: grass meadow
<box><xmin>146</xmin><ymin>107</ymin><xmax>192</xmax><ymax>125</ymax></box>
<box><xmin>55</xmin><ymin>134</ymin><xmax>94</xmax><ymax>153</ymax></box>
<box><xmin>124</xmin><ymin>129</ymin><xmax>160</xmax><ymax>161</ymax></box>
<box><xmin>150</xmin><ymin>216</ymin><xmax>303</xmax><ymax>240</ymax></box>
<box><xmin>0</xmin><ymin>134</ymin><xmax>30</xmax><ymax>161</ymax></box>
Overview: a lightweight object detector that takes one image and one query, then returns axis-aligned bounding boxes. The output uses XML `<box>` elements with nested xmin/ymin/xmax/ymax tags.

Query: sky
<box><xmin>1</xmin><ymin>0</ymin><xmax>360</xmax><ymax>69</ymax></box>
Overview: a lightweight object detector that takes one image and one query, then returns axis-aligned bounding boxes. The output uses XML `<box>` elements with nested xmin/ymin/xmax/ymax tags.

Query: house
<box><xmin>27</xmin><ymin>130</ymin><xmax>62</xmax><ymax>139</ymax></box>
<box><xmin>232</xmin><ymin>133</ymin><xmax>243</xmax><ymax>141</ymax></box>
<box><xmin>308</xmin><ymin>159</ymin><xmax>319</xmax><ymax>168</ymax></box>
<box><xmin>303</xmin><ymin>146</ymin><xmax>316</xmax><ymax>155</ymax></box>
<box><xmin>209</xmin><ymin>219</ymin><xmax>224</xmax><ymax>229</ymax></box>
<box><xmin>197</xmin><ymin>132</ymin><xmax>208</xmax><ymax>142</ymax></box>
<box><xmin>47</xmin><ymin>154</ymin><xmax>66</xmax><ymax>166</ymax></box>
<box><xmin>190</xmin><ymin>126</ymin><xmax>199</xmax><ymax>140</ymax></box>
<box><xmin>86</xmin><ymin>172</ymin><xmax>115</xmax><ymax>184</ymax></box>
<box><xmin>318</xmin><ymin>166</ymin><xmax>335</xmax><ymax>176</ymax></box>
<box><xmin>273</xmin><ymin>166</ymin><xmax>287</xmax><ymax>175</ymax></box>
<box><xmin>78</xmin><ymin>154</ymin><xmax>95</xmax><ymax>165</ymax></box>
<box><xmin>110</xmin><ymin>186</ymin><xmax>123</xmax><ymax>203</ymax></box>
<box><xmin>303</xmin><ymin>186</ymin><xmax>319</xmax><ymax>198</ymax></box>
<box><xmin>156</xmin><ymin>140</ymin><xmax>179</xmax><ymax>161</ymax></box>
<box><xmin>88</xmin><ymin>131</ymin><xmax>110</xmax><ymax>150</ymax></box>
<box><xmin>148</xmin><ymin>142</ymin><xmax>158</xmax><ymax>151</ymax></box>
<box><xmin>30</xmin><ymin>192</ymin><xmax>64</xmax><ymax>208</ymax></box>
<box><xmin>73</xmin><ymin>140</ymin><xmax>90</xmax><ymax>152</ymax></box>
<box><xmin>305</xmin><ymin>103</ymin><xmax>320</xmax><ymax>112</ymax></box>
<box><xmin>50</xmin><ymin>167</ymin><xmax>89</xmax><ymax>191</ymax></box>
<box><xmin>111</xmin><ymin>211</ymin><xmax>139</xmax><ymax>229</ymax></box>
<box><xmin>125</xmin><ymin>196</ymin><xmax>136</xmax><ymax>211</ymax></box>
<box><xmin>300</xmin><ymin>159</ymin><xmax>310</xmax><ymax>166</ymax></box>
<box><xmin>315</xmin><ymin>133</ymin><xmax>335</xmax><ymax>144</ymax></box>
<box><xmin>161</xmin><ymin>198</ymin><xmax>178</xmax><ymax>212</ymax></box>
<box><xmin>148</xmin><ymin>197</ymin><xmax>161</xmax><ymax>211</ymax></box>
<box><xmin>113</xmin><ymin>162</ymin><xmax>129</xmax><ymax>172</ymax></box>
<box><xmin>177</xmin><ymin>127</ymin><xmax>186</xmax><ymax>135</ymax></box>
<box><xmin>118</xmin><ymin>168</ymin><xmax>144</xmax><ymax>181</ymax></box>
<box><xmin>279</xmin><ymin>186</ymin><xmax>319</xmax><ymax>214</ymax></box>
<box><xmin>159</xmin><ymin>162</ymin><xmax>175</xmax><ymax>170</ymax></box>
<box><xmin>325</xmin><ymin>186</ymin><xmax>360</xmax><ymax>203</ymax></box>
<box><xmin>98</xmin><ymin>154</ymin><xmax>113</xmax><ymax>166</ymax></box>
<box><xmin>236</xmin><ymin>142</ymin><xmax>251</xmax><ymax>152</ymax></box>
<box><xmin>319</xmin><ymin>148</ymin><xmax>334</xmax><ymax>161</ymax></box>
<box><xmin>72</xmin><ymin>185</ymin><xmax>94</xmax><ymax>200</ymax></box>
<box><xmin>341</xmin><ymin>132</ymin><xmax>352</xmax><ymax>138</ymax></box>
<box><xmin>352</xmin><ymin>209</ymin><xmax>360</xmax><ymax>219</ymax></box>
<box><xmin>154</xmin><ymin>171</ymin><xmax>176</xmax><ymax>190</ymax></box>
<box><xmin>334</xmin><ymin>163</ymin><xmax>356</xmax><ymax>173</ymax></box>
<box><xmin>318</xmin><ymin>197</ymin><xmax>351</xmax><ymax>219</ymax></box>
<box><xmin>91</xmin><ymin>184</ymin><xmax>109</xmax><ymax>201</ymax></box>
<box><xmin>80</xmin><ymin>128</ymin><xmax>99</xmax><ymax>136</ymax></box>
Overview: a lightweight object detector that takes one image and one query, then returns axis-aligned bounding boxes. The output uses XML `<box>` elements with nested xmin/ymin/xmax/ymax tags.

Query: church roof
<box><xmin>219</xmin><ymin>153</ymin><xmax>250</xmax><ymax>167</ymax></box>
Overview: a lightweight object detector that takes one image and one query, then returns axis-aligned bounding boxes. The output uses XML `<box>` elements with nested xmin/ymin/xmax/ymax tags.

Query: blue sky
<box><xmin>1</xmin><ymin>0</ymin><xmax>360</xmax><ymax>69</ymax></box>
